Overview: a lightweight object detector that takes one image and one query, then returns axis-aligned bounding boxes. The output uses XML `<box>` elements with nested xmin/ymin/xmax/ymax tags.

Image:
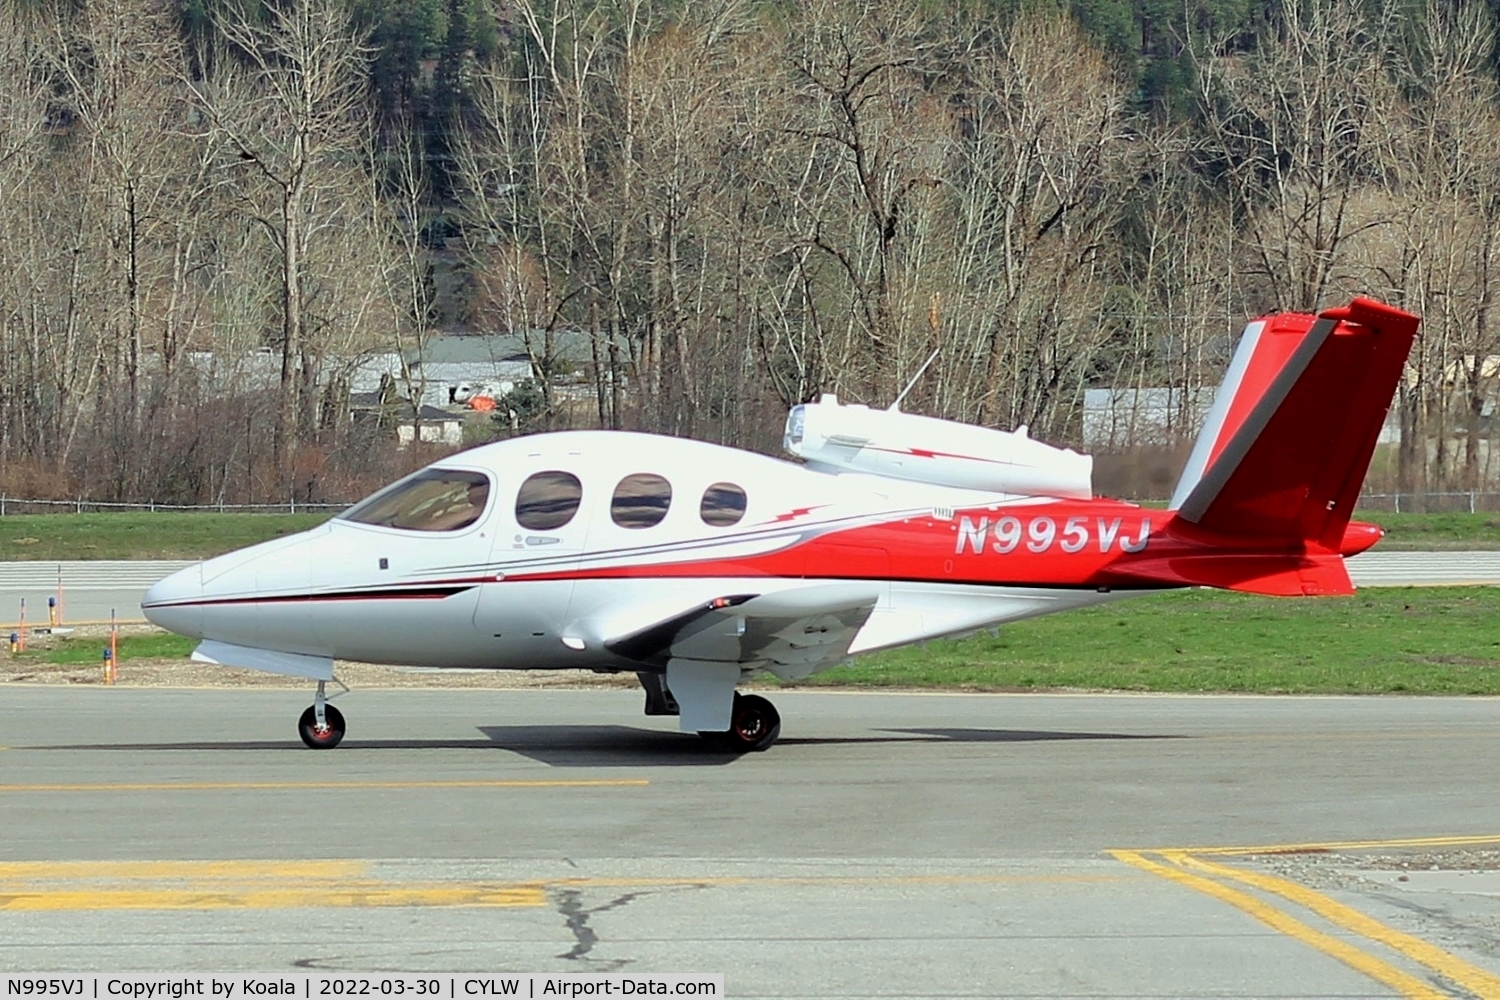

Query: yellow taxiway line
<box><xmin>511</xmin><ymin>874</ymin><xmax>1119</xmax><ymax>888</ymax></box>
<box><xmin>0</xmin><ymin>860</ymin><xmax>368</xmax><ymax>879</ymax></box>
<box><xmin>0</xmin><ymin>859</ymin><xmax>547</xmax><ymax>911</ymax></box>
<box><xmin>0</xmin><ymin>859</ymin><xmax>1119</xmax><ymax>912</ymax></box>
<box><xmin>0</xmin><ymin>886</ymin><xmax>546</xmax><ymax>911</ymax></box>
<box><xmin>1110</xmin><ymin>849</ymin><xmax>1448</xmax><ymax>1000</ymax></box>
<box><xmin>1175</xmin><ymin>851</ymin><xmax>1500</xmax><ymax>998</ymax></box>
<box><xmin>1161</xmin><ymin>832</ymin><xmax>1500</xmax><ymax>856</ymax></box>
<box><xmin>1115</xmin><ymin>835</ymin><xmax>1500</xmax><ymax>1000</ymax></box>
<box><xmin>0</xmin><ymin>778</ymin><xmax>649</xmax><ymax>793</ymax></box>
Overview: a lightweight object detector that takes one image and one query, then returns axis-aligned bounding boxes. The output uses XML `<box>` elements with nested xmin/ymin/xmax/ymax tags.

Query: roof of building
<box><xmin>349</xmin><ymin>393</ymin><xmax>462</xmax><ymax>423</ymax></box>
<box><xmin>408</xmin><ymin>330</ymin><xmax>597</xmax><ymax>366</ymax></box>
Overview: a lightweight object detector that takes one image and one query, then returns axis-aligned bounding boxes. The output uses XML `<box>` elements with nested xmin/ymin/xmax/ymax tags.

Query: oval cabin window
<box><xmin>516</xmin><ymin>471</ymin><xmax>584</xmax><ymax>531</ymax></box>
<box><xmin>699</xmin><ymin>482</ymin><xmax>747</xmax><ymax>527</ymax></box>
<box><xmin>611</xmin><ymin>473</ymin><xmax>672</xmax><ymax>529</ymax></box>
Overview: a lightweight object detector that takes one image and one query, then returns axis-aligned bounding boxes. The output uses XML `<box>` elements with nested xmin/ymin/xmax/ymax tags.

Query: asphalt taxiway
<box><xmin>0</xmin><ymin>561</ymin><xmax>192</xmax><ymax>627</ymax></box>
<box><xmin>3</xmin><ymin>687</ymin><xmax>1500</xmax><ymax>998</ymax></box>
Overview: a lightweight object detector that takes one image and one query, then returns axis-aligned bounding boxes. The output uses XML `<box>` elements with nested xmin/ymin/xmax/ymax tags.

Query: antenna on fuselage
<box><xmin>889</xmin><ymin>348</ymin><xmax>940</xmax><ymax>413</ymax></box>
<box><xmin>889</xmin><ymin>292</ymin><xmax>943</xmax><ymax>412</ymax></box>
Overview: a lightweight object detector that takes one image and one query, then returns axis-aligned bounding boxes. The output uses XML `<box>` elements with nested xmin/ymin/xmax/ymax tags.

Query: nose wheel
<box><xmin>298</xmin><ymin>680</ymin><xmax>346</xmax><ymax>749</ymax></box>
<box><xmin>701</xmin><ymin>692</ymin><xmax>781</xmax><ymax>752</ymax></box>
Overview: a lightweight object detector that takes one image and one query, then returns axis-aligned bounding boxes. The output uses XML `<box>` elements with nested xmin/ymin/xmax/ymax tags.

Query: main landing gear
<box><xmin>702</xmin><ymin>692</ymin><xmax>781</xmax><ymax>753</ymax></box>
<box><xmin>298</xmin><ymin>679</ymin><xmax>346</xmax><ymax>749</ymax></box>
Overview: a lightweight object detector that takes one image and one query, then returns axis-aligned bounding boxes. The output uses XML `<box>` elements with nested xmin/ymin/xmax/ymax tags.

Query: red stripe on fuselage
<box><xmin>500</xmin><ymin>500</ymin><xmax>1190</xmax><ymax>588</ymax></box>
<box><xmin>143</xmin><ymin>583</ymin><xmax>483</xmax><ymax>610</ymax></box>
<box><xmin>866</xmin><ymin>445</ymin><xmax>1009</xmax><ymax>465</ymax></box>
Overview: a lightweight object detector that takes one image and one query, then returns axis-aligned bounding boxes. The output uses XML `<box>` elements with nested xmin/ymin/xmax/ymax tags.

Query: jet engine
<box><xmin>783</xmin><ymin>395</ymin><xmax>1093</xmax><ymax>499</ymax></box>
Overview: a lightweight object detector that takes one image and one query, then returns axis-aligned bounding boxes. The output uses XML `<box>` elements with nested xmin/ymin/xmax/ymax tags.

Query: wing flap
<box><xmin>604</xmin><ymin>594</ymin><xmax>756</xmax><ymax>661</ymax></box>
<box><xmin>604</xmin><ymin>584</ymin><xmax>879</xmax><ymax>677</ymax></box>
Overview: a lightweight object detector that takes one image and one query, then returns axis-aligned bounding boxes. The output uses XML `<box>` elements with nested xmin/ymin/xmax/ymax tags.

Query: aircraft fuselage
<box><xmin>144</xmin><ymin>430</ymin><xmax>1183</xmax><ymax>678</ymax></box>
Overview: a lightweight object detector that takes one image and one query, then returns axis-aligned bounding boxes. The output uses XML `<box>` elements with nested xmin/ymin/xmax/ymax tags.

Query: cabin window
<box><xmin>516</xmin><ymin>471</ymin><xmax>584</xmax><ymax>530</ymax></box>
<box><xmin>341</xmin><ymin>469</ymin><xmax>490</xmax><ymax>532</ymax></box>
<box><xmin>611</xmin><ymin>473</ymin><xmax>672</xmax><ymax>529</ymax></box>
<box><xmin>700</xmin><ymin>482</ymin><xmax>747</xmax><ymax>527</ymax></box>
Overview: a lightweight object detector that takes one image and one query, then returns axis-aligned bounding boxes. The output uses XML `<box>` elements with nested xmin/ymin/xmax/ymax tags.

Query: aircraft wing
<box><xmin>604</xmin><ymin>583</ymin><xmax>879</xmax><ymax>680</ymax></box>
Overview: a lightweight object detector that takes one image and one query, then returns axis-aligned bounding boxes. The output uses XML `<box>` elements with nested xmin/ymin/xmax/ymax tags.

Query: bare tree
<box><xmin>784</xmin><ymin>0</ymin><xmax>945</xmax><ymax>402</ymax></box>
<box><xmin>1195</xmin><ymin>0</ymin><xmax>1399</xmax><ymax>312</ymax></box>
<box><xmin>1368</xmin><ymin>1</ymin><xmax>1500</xmax><ymax>492</ymax></box>
<box><xmin>454</xmin><ymin>0</ymin><xmax>628</xmax><ymax>429</ymax></box>
<box><xmin>188</xmin><ymin>0</ymin><xmax>374</xmax><ymax>485</ymax></box>
<box><xmin>938</xmin><ymin>11</ymin><xmax>1140</xmax><ymax>439</ymax></box>
<box><xmin>1118</xmin><ymin>127</ymin><xmax>1238</xmax><ymax>447</ymax></box>
<box><xmin>0</xmin><ymin>6</ymin><xmax>51</xmax><ymax>473</ymax></box>
<box><xmin>372</xmin><ymin>121</ymin><xmax>437</xmax><ymax>435</ymax></box>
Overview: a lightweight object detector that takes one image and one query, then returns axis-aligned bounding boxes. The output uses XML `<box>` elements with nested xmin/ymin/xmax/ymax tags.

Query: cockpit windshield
<box><xmin>340</xmin><ymin>469</ymin><xmax>491</xmax><ymax>532</ymax></box>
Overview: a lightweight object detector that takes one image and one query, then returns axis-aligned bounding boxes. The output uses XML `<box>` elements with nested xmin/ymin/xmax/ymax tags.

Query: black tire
<box><xmin>724</xmin><ymin>693</ymin><xmax>780</xmax><ymax>752</ymax></box>
<box><xmin>298</xmin><ymin>703</ymin><xmax>346</xmax><ymax>749</ymax></box>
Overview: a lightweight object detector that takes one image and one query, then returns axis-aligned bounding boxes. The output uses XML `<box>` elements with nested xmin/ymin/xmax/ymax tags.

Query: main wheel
<box><xmin>298</xmin><ymin>703</ymin><xmax>346</xmax><ymax>749</ymax></box>
<box><xmin>723</xmin><ymin>693</ymin><xmax>780</xmax><ymax>752</ymax></box>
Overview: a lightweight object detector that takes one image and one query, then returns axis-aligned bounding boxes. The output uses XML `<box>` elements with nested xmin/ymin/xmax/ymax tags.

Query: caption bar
<box><xmin>6</xmin><ymin>978</ymin><xmax>722</xmax><ymax>999</ymax></box>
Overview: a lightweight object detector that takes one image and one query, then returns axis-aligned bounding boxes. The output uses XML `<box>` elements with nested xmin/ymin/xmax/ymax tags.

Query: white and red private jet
<box><xmin>143</xmin><ymin>297</ymin><xmax>1419</xmax><ymax>751</ymax></box>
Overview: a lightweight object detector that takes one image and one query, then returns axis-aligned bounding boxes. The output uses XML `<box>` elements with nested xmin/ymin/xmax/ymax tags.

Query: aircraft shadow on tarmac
<box><xmin>34</xmin><ymin>725</ymin><xmax>1186</xmax><ymax>766</ymax></box>
<box><xmin>478</xmin><ymin>725</ymin><xmax>1184</xmax><ymax>766</ymax></box>
<box><xmin>877</xmin><ymin>727</ymin><xmax>1186</xmax><ymax>743</ymax></box>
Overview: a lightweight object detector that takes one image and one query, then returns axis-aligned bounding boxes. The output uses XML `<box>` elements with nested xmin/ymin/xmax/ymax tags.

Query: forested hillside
<box><xmin>0</xmin><ymin>0</ymin><xmax>1496</xmax><ymax>505</ymax></box>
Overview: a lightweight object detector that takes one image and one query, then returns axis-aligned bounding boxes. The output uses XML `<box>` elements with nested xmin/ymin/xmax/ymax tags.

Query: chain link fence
<box><xmin>0</xmin><ymin>496</ymin><xmax>350</xmax><ymax>515</ymax></box>
<box><xmin>1356</xmin><ymin>492</ymin><xmax>1500</xmax><ymax>514</ymax></box>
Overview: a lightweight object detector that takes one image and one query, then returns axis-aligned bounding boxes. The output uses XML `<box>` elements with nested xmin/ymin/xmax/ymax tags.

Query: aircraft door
<box><xmin>473</xmin><ymin>468</ymin><xmax>591</xmax><ymax>668</ymax></box>
<box><xmin>307</xmin><ymin>468</ymin><xmax>493</xmax><ymax>664</ymax></box>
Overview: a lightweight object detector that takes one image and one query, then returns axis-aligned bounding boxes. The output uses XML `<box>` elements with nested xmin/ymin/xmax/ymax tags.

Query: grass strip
<box><xmin>1370</xmin><ymin>512</ymin><xmax>1500</xmax><ymax>550</ymax></box>
<box><xmin>8</xmin><ymin>633</ymin><xmax>199</xmax><ymax>665</ymax></box>
<box><xmin>789</xmin><ymin>586</ymin><xmax>1500</xmax><ymax>695</ymax></box>
<box><xmin>0</xmin><ymin>512</ymin><xmax>331</xmax><ymax>561</ymax></box>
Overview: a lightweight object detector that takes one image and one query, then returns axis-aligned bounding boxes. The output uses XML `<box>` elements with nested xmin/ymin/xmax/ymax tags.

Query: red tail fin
<box><xmin>1169</xmin><ymin>298</ymin><xmax>1418</xmax><ymax>553</ymax></box>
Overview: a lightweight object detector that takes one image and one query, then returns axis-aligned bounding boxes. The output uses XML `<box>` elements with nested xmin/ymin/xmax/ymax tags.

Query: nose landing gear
<box><xmin>298</xmin><ymin>679</ymin><xmax>346</xmax><ymax>749</ymax></box>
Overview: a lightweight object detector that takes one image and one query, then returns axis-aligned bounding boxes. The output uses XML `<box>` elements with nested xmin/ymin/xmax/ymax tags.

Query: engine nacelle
<box><xmin>784</xmin><ymin>395</ymin><xmax>1092</xmax><ymax>499</ymax></box>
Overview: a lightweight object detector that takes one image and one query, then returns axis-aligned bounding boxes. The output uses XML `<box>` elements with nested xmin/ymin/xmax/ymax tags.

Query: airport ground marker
<box><xmin>0</xmin><ymin>778</ymin><xmax>650</xmax><ymax>792</ymax></box>
<box><xmin>1114</xmin><ymin>835</ymin><xmax>1500</xmax><ymax>1000</ymax></box>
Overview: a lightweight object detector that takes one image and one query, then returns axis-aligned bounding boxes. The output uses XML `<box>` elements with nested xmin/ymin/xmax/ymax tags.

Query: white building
<box><xmin>1084</xmin><ymin>384</ymin><xmax>1402</xmax><ymax>450</ymax></box>
<box><xmin>183</xmin><ymin>330</ymin><xmax>596</xmax><ymax>410</ymax></box>
<box><xmin>348</xmin><ymin>392</ymin><xmax>465</xmax><ymax>447</ymax></box>
<box><xmin>1082</xmin><ymin>388</ymin><xmax>1215</xmax><ymax>450</ymax></box>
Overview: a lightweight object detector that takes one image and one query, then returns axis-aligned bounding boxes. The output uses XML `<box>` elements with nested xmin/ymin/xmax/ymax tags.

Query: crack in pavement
<box><xmin>554</xmin><ymin>888</ymin><xmax>645</xmax><ymax>969</ymax></box>
<box><xmin>293</xmin><ymin>957</ymin><xmax>341</xmax><ymax>970</ymax></box>
<box><xmin>1368</xmin><ymin>888</ymin><xmax>1500</xmax><ymax>959</ymax></box>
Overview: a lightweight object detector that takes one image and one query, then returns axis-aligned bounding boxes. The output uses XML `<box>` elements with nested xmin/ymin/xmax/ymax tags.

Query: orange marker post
<box><xmin>108</xmin><ymin>609</ymin><xmax>118</xmax><ymax>684</ymax></box>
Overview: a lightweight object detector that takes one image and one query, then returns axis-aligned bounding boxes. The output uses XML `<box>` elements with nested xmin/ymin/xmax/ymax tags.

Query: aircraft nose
<box><xmin>141</xmin><ymin>563</ymin><xmax>206</xmax><ymax>638</ymax></box>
